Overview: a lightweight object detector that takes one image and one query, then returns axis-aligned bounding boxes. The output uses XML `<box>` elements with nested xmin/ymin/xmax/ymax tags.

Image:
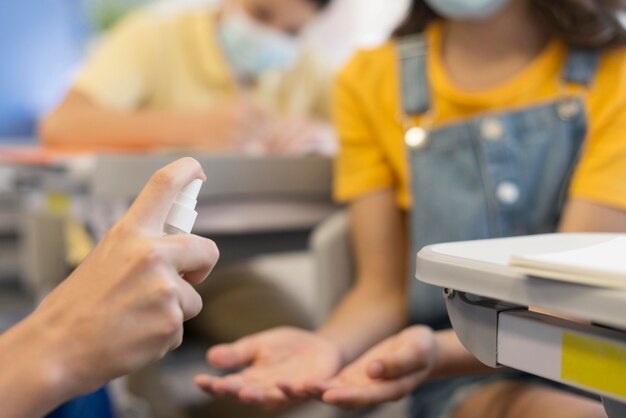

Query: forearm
<box><xmin>320</xmin><ymin>191</ymin><xmax>410</xmax><ymax>364</ymax></box>
<box><xmin>0</xmin><ymin>314</ymin><xmax>74</xmax><ymax>418</ymax></box>
<box><xmin>430</xmin><ymin>329</ymin><xmax>495</xmax><ymax>379</ymax></box>
<box><xmin>318</xmin><ymin>283</ymin><xmax>408</xmax><ymax>365</ymax></box>
<box><xmin>41</xmin><ymin>106</ymin><xmax>211</xmax><ymax>150</ymax></box>
<box><xmin>559</xmin><ymin>198</ymin><xmax>626</xmax><ymax>232</ymax></box>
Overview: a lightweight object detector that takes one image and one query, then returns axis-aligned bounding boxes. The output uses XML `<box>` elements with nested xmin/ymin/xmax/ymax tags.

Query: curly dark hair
<box><xmin>395</xmin><ymin>0</ymin><xmax>626</xmax><ymax>48</ymax></box>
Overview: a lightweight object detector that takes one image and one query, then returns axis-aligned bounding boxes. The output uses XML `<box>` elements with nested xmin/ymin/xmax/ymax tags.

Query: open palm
<box><xmin>304</xmin><ymin>326</ymin><xmax>436</xmax><ymax>409</ymax></box>
<box><xmin>195</xmin><ymin>327</ymin><xmax>342</xmax><ymax>409</ymax></box>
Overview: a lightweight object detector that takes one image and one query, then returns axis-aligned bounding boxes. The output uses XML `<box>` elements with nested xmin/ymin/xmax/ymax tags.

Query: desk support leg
<box><xmin>603</xmin><ymin>397</ymin><xmax>626</xmax><ymax>418</ymax></box>
<box><xmin>443</xmin><ymin>289</ymin><xmax>523</xmax><ymax>368</ymax></box>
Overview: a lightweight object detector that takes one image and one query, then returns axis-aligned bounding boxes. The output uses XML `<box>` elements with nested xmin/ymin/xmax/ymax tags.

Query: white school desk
<box><xmin>417</xmin><ymin>234</ymin><xmax>626</xmax><ymax>418</ymax></box>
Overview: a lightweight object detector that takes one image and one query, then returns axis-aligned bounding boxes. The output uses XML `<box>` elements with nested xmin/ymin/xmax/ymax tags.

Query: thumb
<box><xmin>208</xmin><ymin>337</ymin><xmax>256</xmax><ymax>370</ymax></box>
<box><xmin>124</xmin><ymin>157</ymin><xmax>205</xmax><ymax>233</ymax></box>
<box><xmin>367</xmin><ymin>328</ymin><xmax>433</xmax><ymax>380</ymax></box>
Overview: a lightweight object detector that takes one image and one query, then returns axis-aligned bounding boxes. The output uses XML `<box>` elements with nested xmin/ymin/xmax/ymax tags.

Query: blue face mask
<box><xmin>424</xmin><ymin>0</ymin><xmax>511</xmax><ymax>20</ymax></box>
<box><xmin>218</xmin><ymin>10</ymin><xmax>300</xmax><ymax>79</ymax></box>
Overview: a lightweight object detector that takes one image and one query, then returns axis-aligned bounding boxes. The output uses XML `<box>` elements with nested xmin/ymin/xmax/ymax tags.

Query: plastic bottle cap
<box><xmin>165</xmin><ymin>179</ymin><xmax>203</xmax><ymax>234</ymax></box>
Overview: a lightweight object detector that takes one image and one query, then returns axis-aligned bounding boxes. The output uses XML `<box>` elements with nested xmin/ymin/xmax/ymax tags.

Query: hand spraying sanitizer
<box><xmin>164</xmin><ymin>179</ymin><xmax>203</xmax><ymax>235</ymax></box>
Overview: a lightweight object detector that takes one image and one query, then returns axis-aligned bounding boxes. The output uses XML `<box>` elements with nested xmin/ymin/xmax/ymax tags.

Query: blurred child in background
<box><xmin>42</xmin><ymin>0</ymin><xmax>335</xmax><ymax>155</ymax></box>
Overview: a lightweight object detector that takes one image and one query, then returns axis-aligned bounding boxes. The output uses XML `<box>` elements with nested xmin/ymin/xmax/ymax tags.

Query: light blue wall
<box><xmin>0</xmin><ymin>0</ymin><xmax>88</xmax><ymax>139</ymax></box>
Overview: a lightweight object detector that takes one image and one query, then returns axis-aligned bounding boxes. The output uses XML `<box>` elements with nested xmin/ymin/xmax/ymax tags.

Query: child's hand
<box><xmin>195</xmin><ymin>327</ymin><xmax>343</xmax><ymax>410</ymax></box>
<box><xmin>203</xmin><ymin>101</ymin><xmax>273</xmax><ymax>151</ymax></box>
<box><xmin>304</xmin><ymin>326</ymin><xmax>437</xmax><ymax>409</ymax></box>
<box><xmin>264</xmin><ymin>118</ymin><xmax>338</xmax><ymax>156</ymax></box>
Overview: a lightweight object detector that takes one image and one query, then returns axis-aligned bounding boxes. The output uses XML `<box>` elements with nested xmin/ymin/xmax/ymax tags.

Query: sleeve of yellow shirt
<box><xmin>333</xmin><ymin>51</ymin><xmax>395</xmax><ymax>203</ymax></box>
<box><xmin>73</xmin><ymin>10</ymin><xmax>161</xmax><ymax>110</ymax></box>
<box><xmin>569</xmin><ymin>47</ymin><xmax>626</xmax><ymax>211</ymax></box>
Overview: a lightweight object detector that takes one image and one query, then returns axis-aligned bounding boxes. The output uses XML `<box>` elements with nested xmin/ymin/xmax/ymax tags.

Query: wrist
<box><xmin>428</xmin><ymin>329</ymin><xmax>447</xmax><ymax>379</ymax></box>
<box><xmin>181</xmin><ymin>112</ymin><xmax>236</xmax><ymax>150</ymax></box>
<box><xmin>428</xmin><ymin>328</ymin><xmax>486</xmax><ymax>379</ymax></box>
<box><xmin>0</xmin><ymin>313</ymin><xmax>76</xmax><ymax>417</ymax></box>
<box><xmin>25</xmin><ymin>312</ymin><xmax>79</xmax><ymax>397</ymax></box>
<box><xmin>420</xmin><ymin>325</ymin><xmax>440</xmax><ymax>379</ymax></box>
<box><xmin>142</xmin><ymin>112</ymin><xmax>211</xmax><ymax>148</ymax></box>
<box><xmin>315</xmin><ymin>329</ymin><xmax>349</xmax><ymax>367</ymax></box>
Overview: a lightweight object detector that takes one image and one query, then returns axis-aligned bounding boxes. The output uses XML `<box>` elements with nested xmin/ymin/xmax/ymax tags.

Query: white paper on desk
<box><xmin>510</xmin><ymin>236</ymin><xmax>626</xmax><ymax>290</ymax></box>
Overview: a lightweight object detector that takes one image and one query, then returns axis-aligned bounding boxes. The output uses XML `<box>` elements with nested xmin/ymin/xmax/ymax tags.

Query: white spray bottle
<box><xmin>164</xmin><ymin>179</ymin><xmax>203</xmax><ymax>236</ymax></box>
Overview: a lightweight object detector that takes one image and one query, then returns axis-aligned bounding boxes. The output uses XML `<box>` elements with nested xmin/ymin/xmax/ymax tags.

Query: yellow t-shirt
<box><xmin>334</xmin><ymin>22</ymin><xmax>626</xmax><ymax>211</ymax></box>
<box><xmin>73</xmin><ymin>6</ymin><xmax>332</xmax><ymax>119</ymax></box>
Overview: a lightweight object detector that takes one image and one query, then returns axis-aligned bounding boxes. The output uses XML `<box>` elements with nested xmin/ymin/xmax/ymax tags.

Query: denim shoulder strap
<box><xmin>397</xmin><ymin>34</ymin><xmax>430</xmax><ymax>117</ymax></box>
<box><xmin>561</xmin><ymin>47</ymin><xmax>600</xmax><ymax>87</ymax></box>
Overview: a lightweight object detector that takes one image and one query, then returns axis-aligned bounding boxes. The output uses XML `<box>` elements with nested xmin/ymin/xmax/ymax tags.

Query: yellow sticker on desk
<box><xmin>562</xmin><ymin>332</ymin><xmax>626</xmax><ymax>398</ymax></box>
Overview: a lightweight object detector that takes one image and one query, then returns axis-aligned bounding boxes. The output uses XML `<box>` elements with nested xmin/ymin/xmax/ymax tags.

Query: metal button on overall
<box><xmin>558</xmin><ymin>100</ymin><xmax>582</xmax><ymax>121</ymax></box>
<box><xmin>405</xmin><ymin>126</ymin><xmax>429</xmax><ymax>149</ymax></box>
<box><xmin>496</xmin><ymin>181</ymin><xmax>520</xmax><ymax>205</ymax></box>
<box><xmin>480</xmin><ymin>118</ymin><xmax>504</xmax><ymax>141</ymax></box>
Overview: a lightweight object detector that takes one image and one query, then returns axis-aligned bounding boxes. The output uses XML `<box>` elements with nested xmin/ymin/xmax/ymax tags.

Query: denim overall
<box><xmin>397</xmin><ymin>35</ymin><xmax>599</xmax><ymax>417</ymax></box>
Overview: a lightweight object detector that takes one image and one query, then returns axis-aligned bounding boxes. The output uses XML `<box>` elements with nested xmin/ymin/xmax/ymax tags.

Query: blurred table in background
<box><xmin>1</xmin><ymin>147</ymin><xmax>336</xmax><ymax>297</ymax></box>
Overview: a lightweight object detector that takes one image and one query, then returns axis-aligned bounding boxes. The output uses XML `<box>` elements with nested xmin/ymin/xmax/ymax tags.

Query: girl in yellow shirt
<box><xmin>199</xmin><ymin>1</ymin><xmax>626</xmax><ymax>417</ymax></box>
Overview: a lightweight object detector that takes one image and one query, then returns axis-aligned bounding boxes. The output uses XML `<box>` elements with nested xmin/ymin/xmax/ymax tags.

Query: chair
<box><xmin>310</xmin><ymin>210</ymin><xmax>354</xmax><ymax>322</ymax></box>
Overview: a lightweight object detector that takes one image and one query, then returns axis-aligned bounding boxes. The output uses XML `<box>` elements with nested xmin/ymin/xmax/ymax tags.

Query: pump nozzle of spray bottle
<box><xmin>164</xmin><ymin>179</ymin><xmax>203</xmax><ymax>236</ymax></box>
